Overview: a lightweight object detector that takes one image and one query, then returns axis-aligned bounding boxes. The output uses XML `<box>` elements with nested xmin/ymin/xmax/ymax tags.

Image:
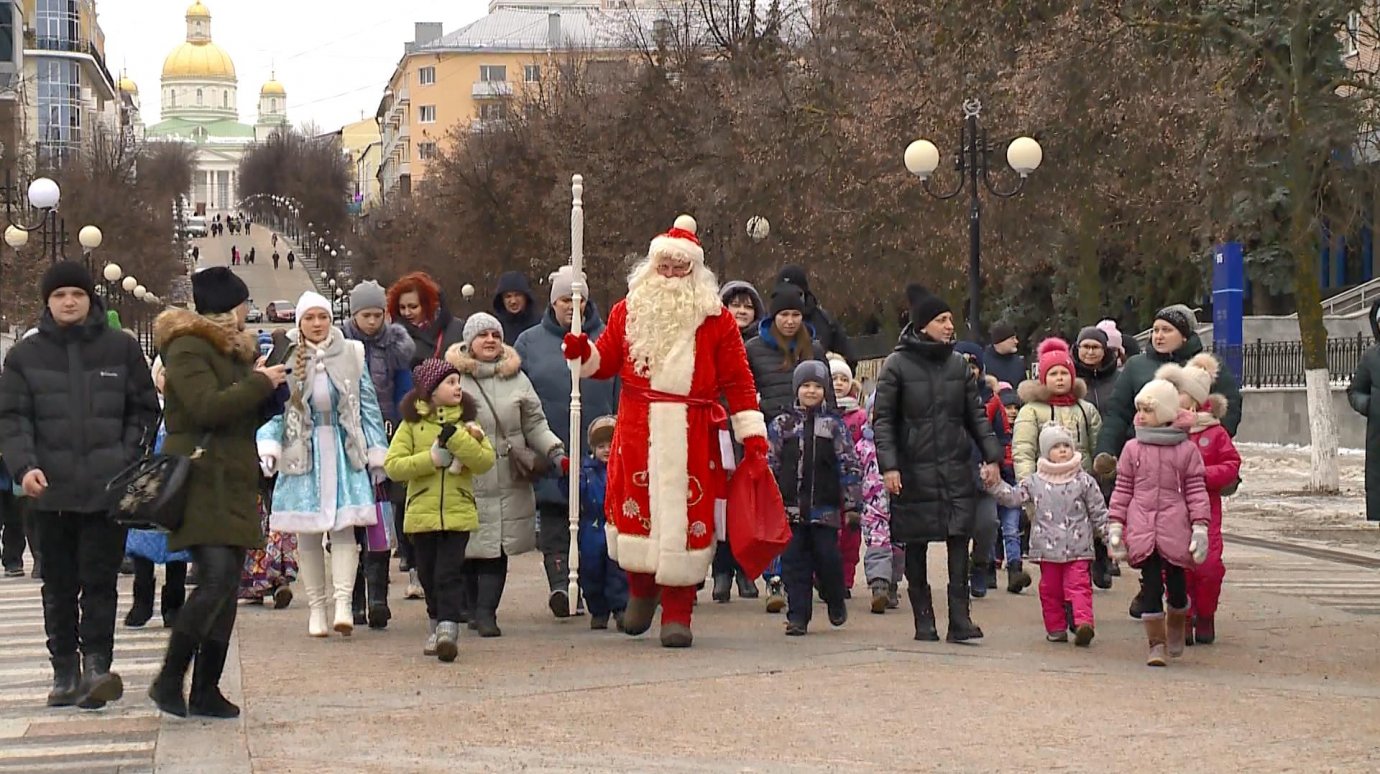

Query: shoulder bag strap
<box><xmin>470</xmin><ymin>380</ymin><xmax>511</xmax><ymax>455</ymax></box>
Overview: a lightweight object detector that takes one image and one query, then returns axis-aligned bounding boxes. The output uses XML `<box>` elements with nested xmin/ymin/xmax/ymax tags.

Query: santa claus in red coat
<box><xmin>562</xmin><ymin>215</ymin><xmax>766</xmax><ymax>648</ymax></box>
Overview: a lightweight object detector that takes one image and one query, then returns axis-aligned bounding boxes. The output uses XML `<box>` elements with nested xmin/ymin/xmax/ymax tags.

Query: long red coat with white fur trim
<box><xmin>583</xmin><ymin>300</ymin><xmax>765</xmax><ymax>587</ymax></box>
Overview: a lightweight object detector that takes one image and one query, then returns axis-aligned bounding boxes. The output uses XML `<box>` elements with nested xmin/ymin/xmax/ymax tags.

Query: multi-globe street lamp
<box><xmin>904</xmin><ymin>98</ymin><xmax>1043</xmax><ymax>340</ymax></box>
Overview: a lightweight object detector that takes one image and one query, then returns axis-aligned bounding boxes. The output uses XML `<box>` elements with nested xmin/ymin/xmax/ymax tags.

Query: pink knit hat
<box><xmin>1037</xmin><ymin>338</ymin><xmax>1075</xmax><ymax>383</ymax></box>
<box><xmin>1096</xmin><ymin>320</ymin><xmax>1123</xmax><ymax>353</ymax></box>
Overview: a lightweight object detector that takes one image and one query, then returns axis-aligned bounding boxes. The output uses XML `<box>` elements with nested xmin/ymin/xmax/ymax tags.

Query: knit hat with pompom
<box><xmin>1036</xmin><ymin>337</ymin><xmax>1075</xmax><ymax>383</ymax></box>
<box><xmin>1135</xmin><ymin>379</ymin><xmax>1181</xmax><ymax>426</ymax></box>
<box><xmin>1155</xmin><ymin>353</ymin><xmax>1220</xmax><ymax>407</ymax></box>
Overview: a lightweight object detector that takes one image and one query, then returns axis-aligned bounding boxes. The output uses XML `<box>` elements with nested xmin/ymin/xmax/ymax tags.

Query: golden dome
<box><xmin>162</xmin><ymin>41</ymin><xmax>236</xmax><ymax>79</ymax></box>
<box><xmin>186</xmin><ymin>1</ymin><xmax>210</xmax><ymax>19</ymax></box>
<box><xmin>119</xmin><ymin>75</ymin><xmax>138</xmax><ymax>94</ymax></box>
<box><xmin>260</xmin><ymin>79</ymin><xmax>285</xmax><ymax>96</ymax></box>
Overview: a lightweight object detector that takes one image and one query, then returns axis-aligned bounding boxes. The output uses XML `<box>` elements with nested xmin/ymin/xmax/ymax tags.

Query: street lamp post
<box><xmin>0</xmin><ymin>174</ymin><xmax>66</xmax><ymax>263</ymax></box>
<box><xmin>904</xmin><ymin>98</ymin><xmax>1042</xmax><ymax>340</ymax></box>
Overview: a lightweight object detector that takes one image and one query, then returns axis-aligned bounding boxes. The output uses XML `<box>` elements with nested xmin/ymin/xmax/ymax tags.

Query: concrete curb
<box><xmin>153</xmin><ymin>634</ymin><xmax>253</xmax><ymax>774</ymax></box>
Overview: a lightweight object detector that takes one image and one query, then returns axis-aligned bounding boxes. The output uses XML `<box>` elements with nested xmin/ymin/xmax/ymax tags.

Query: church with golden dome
<box><xmin>135</xmin><ymin>1</ymin><xmax>289</xmax><ymax>215</ymax></box>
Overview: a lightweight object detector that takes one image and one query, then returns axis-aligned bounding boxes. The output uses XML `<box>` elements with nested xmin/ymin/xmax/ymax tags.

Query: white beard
<box><xmin>625</xmin><ymin>262</ymin><xmax>721</xmax><ymax>378</ymax></box>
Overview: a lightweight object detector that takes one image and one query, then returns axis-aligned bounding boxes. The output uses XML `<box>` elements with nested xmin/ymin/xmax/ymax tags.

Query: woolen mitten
<box><xmin>430</xmin><ymin>444</ymin><xmax>454</xmax><ymax>468</ymax></box>
<box><xmin>1189</xmin><ymin>524</ymin><xmax>1209</xmax><ymax>565</ymax></box>
<box><xmin>1108</xmin><ymin>523</ymin><xmax>1127</xmax><ymax>562</ymax></box>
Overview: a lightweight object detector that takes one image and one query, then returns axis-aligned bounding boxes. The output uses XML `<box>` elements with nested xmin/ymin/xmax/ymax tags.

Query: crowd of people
<box><xmin>0</xmin><ymin>215</ymin><xmax>1249</xmax><ymax>719</ymax></box>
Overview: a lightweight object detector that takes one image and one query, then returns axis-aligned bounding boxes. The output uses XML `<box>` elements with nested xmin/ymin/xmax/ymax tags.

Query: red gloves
<box><xmin>560</xmin><ymin>456</ymin><xmax>571</xmax><ymax>475</ymax></box>
<box><xmin>742</xmin><ymin>435</ymin><xmax>768</xmax><ymax>461</ymax></box>
<box><xmin>562</xmin><ymin>333</ymin><xmax>591</xmax><ymax>362</ymax></box>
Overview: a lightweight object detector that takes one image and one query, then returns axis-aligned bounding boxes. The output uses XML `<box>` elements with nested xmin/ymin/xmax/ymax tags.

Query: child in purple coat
<box><xmin>1106</xmin><ymin>379</ymin><xmax>1211</xmax><ymax>667</ymax></box>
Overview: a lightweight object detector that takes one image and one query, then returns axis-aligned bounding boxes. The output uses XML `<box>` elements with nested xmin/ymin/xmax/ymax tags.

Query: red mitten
<box><xmin>562</xmin><ymin>332</ymin><xmax>591</xmax><ymax>362</ymax></box>
<box><xmin>742</xmin><ymin>435</ymin><xmax>768</xmax><ymax>461</ymax></box>
<box><xmin>560</xmin><ymin>456</ymin><xmax>571</xmax><ymax>475</ymax></box>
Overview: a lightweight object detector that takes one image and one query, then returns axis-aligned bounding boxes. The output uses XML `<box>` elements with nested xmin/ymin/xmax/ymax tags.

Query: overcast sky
<box><xmin>96</xmin><ymin>0</ymin><xmax>490</xmax><ymax>131</ymax></box>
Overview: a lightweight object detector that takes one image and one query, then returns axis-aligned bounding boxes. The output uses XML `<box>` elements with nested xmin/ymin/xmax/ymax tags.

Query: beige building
<box><xmin>339</xmin><ymin>117</ymin><xmax>381</xmax><ymax>214</ymax></box>
<box><xmin>374</xmin><ymin>1</ymin><xmax>637</xmax><ymax>201</ymax></box>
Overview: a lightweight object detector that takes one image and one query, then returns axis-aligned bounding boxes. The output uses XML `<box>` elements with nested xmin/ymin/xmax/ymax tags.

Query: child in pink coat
<box><xmin>1155</xmin><ymin>354</ymin><xmax>1241</xmax><ymax>646</ymax></box>
<box><xmin>830</xmin><ymin>356</ymin><xmax>896</xmax><ymax>612</ymax></box>
<box><xmin>1107</xmin><ymin>378</ymin><xmax>1211</xmax><ymax>667</ymax></box>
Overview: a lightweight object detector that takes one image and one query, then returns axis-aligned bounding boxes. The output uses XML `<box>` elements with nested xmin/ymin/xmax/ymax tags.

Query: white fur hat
<box><xmin>1155</xmin><ymin>353</ymin><xmax>1219</xmax><ymax>407</ymax></box>
<box><xmin>295</xmin><ymin>291</ymin><xmax>332</xmax><ymax>323</ymax></box>
<box><xmin>828</xmin><ymin>353</ymin><xmax>852</xmax><ymax>381</ymax></box>
<box><xmin>1135</xmin><ymin>379</ymin><xmax>1181</xmax><ymax>426</ymax></box>
<box><xmin>648</xmin><ymin>214</ymin><xmax>705</xmax><ymax>267</ymax></box>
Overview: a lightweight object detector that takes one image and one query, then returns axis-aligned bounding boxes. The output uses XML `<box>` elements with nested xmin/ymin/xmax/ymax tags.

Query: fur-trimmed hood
<box><xmin>1202</xmin><ymin>393</ymin><xmax>1228</xmax><ymax>419</ymax></box>
<box><xmin>445</xmin><ymin>342</ymin><xmax>523</xmax><ymax>379</ymax></box>
<box><xmin>153</xmin><ymin>308</ymin><xmax>258</xmax><ymax>363</ymax></box>
<box><xmin>1016</xmin><ymin>377</ymin><xmax>1087</xmax><ymax>404</ymax></box>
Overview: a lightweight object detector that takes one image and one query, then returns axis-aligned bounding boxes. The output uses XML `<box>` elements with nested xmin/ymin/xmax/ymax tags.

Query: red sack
<box><xmin>728</xmin><ymin>454</ymin><xmax>791</xmax><ymax>579</ymax></box>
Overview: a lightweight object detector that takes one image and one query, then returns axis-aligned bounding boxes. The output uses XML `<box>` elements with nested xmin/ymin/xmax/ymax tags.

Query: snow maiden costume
<box><xmin>257</xmin><ymin>292</ymin><xmax>389</xmax><ymax>638</ymax></box>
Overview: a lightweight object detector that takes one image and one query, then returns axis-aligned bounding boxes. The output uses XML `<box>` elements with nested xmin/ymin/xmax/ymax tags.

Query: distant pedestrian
<box><xmin>1348</xmin><ymin>299</ymin><xmax>1380</xmax><ymax>523</ymax></box>
<box><xmin>272</xmin><ymin>251</ymin><xmax>280</xmax><ymax>270</ymax></box>
<box><xmin>247</xmin><ymin>248</ymin><xmax>255</xmax><ymax>266</ymax></box>
<box><xmin>191</xmin><ymin>245</ymin><xmax>200</xmax><ymax>262</ymax></box>
<box><xmin>231</xmin><ymin>246</ymin><xmax>239</xmax><ymax>266</ymax></box>
<box><xmin>271</xmin><ymin>233</ymin><xmax>278</xmax><ymax>249</ymax></box>
<box><xmin>984</xmin><ymin>322</ymin><xmax>1027</xmax><ymax>388</ymax></box>
<box><xmin>286</xmin><ymin>251</ymin><xmax>295</xmax><ymax>270</ymax></box>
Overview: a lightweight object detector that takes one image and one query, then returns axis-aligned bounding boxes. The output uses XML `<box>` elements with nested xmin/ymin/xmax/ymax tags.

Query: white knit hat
<box><xmin>828</xmin><ymin>354</ymin><xmax>852</xmax><ymax>381</ymax></box>
<box><xmin>1135</xmin><ymin>379</ymin><xmax>1181</xmax><ymax>426</ymax></box>
<box><xmin>295</xmin><ymin>291</ymin><xmax>331</xmax><ymax>323</ymax></box>
<box><xmin>462</xmin><ymin>312</ymin><xmax>503</xmax><ymax>345</ymax></box>
<box><xmin>648</xmin><ymin>214</ymin><xmax>704</xmax><ymax>267</ymax></box>
<box><xmin>1155</xmin><ymin>353</ymin><xmax>1219</xmax><ymax>407</ymax></box>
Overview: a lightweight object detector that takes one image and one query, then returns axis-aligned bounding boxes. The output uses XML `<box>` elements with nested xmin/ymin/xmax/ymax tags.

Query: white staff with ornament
<box><xmin>564</xmin><ymin>174</ymin><xmax>586</xmax><ymax>616</ymax></box>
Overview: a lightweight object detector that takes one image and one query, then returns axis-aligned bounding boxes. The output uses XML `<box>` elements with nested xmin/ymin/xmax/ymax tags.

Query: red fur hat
<box><xmin>1037</xmin><ymin>337</ymin><xmax>1075</xmax><ymax>383</ymax></box>
<box><xmin>387</xmin><ymin>271</ymin><xmax>441</xmax><ymax>322</ymax></box>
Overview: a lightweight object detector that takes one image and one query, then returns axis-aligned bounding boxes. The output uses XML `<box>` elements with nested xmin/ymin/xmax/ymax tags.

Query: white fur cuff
<box><xmin>367</xmin><ymin>446</ymin><xmax>387</xmax><ymax>470</ymax></box>
<box><xmin>731</xmin><ymin>410</ymin><xmax>766</xmax><ymax>441</ymax></box>
<box><xmin>258</xmin><ymin>439</ymin><xmax>283</xmax><ymax>460</ymax></box>
<box><xmin>580</xmin><ymin>347</ymin><xmax>601</xmax><ymax>378</ymax></box>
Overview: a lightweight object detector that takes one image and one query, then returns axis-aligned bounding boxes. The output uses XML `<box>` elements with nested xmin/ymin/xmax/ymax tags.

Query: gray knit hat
<box><xmin>1038</xmin><ymin>422</ymin><xmax>1076</xmax><ymax>460</ymax></box>
<box><xmin>1154</xmin><ymin>304</ymin><xmax>1197</xmax><ymax>340</ymax></box>
<box><xmin>792</xmin><ymin>360</ymin><xmax>830</xmax><ymax>395</ymax></box>
<box><xmin>462</xmin><ymin>312</ymin><xmax>503</xmax><ymax>345</ymax></box>
<box><xmin>349</xmin><ymin>280</ymin><xmax>387</xmax><ymax>313</ymax></box>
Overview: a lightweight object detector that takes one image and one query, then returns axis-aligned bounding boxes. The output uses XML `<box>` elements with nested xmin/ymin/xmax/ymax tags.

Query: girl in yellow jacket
<box><xmin>385</xmin><ymin>358</ymin><xmax>495</xmax><ymax>663</ymax></box>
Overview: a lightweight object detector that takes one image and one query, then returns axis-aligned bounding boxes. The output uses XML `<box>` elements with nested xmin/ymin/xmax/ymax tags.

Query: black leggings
<box><xmin>1139</xmin><ymin>551</ymin><xmax>1188</xmax><ymax>615</ymax></box>
<box><xmin>174</xmin><ymin>546</ymin><xmax>244</xmax><ymax>644</ymax></box>
<box><xmin>904</xmin><ymin>536</ymin><xmax>969</xmax><ymax>590</ymax></box>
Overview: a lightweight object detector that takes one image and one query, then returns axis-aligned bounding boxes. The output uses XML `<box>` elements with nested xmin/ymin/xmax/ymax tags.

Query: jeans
<box><xmin>1039</xmin><ymin>560</ymin><xmax>1093</xmax><ymax>632</ymax></box>
<box><xmin>577</xmin><ymin>548</ymin><xmax>628</xmax><ymax>617</ymax></box>
<box><xmin>412</xmin><ymin>531</ymin><xmax>469</xmax><ymax>623</ymax></box>
<box><xmin>175</xmin><ymin>546</ymin><xmax>243</xmax><ymax>644</ymax></box>
<box><xmin>0</xmin><ymin>489</ymin><xmax>23</xmax><ymax>569</ymax></box>
<box><xmin>969</xmin><ymin>494</ymin><xmax>998</xmax><ymax>568</ymax></box>
<box><xmin>781</xmin><ymin>523</ymin><xmax>845</xmax><ymax>626</ymax></box>
<box><xmin>1139</xmin><ymin>551</ymin><xmax>1188</xmax><ymax>615</ymax></box>
<box><xmin>34</xmin><ymin>511</ymin><xmax>127</xmax><ymax>659</ymax></box>
<box><xmin>997</xmin><ymin>506</ymin><xmax>1024</xmax><ymax>568</ymax></box>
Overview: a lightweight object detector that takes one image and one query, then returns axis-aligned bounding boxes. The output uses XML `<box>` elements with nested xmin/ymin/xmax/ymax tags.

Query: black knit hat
<box><xmin>769</xmin><ymin>282</ymin><xmax>805</xmax><ymax>317</ymax></box>
<box><xmin>906</xmin><ymin>284</ymin><xmax>950</xmax><ymax>329</ymax></box>
<box><xmin>989</xmin><ymin>322</ymin><xmax>1017</xmax><ymax>346</ymax></box>
<box><xmin>192</xmin><ymin>267</ymin><xmax>250</xmax><ymax>314</ymax></box>
<box><xmin>41</xmin><ymin>261</ymin><xmax>95</xmax><ymax>301</ymax></box>
<box><xmin>775</xmin><ymin>264</ymin><xmax>810</xmax><ymax>294</ymax></box>
<box><xmin>1154</xmin><ymin>304</ymin><xmax>1197</xmax><ymax>340</ymax></box>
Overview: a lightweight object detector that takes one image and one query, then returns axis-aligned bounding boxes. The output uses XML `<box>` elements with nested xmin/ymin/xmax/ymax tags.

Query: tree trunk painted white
<box><xmin>1305</xmin><ymin>367</ymin><xmax>1340</xmax><ymax>492</ymax></box>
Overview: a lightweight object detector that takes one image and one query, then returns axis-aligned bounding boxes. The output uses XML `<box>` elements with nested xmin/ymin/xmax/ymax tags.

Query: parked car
<box><xmin>245</xmin><ymin>301</ymin><xmax>263</xmax><ymax>323</ymax></box>
<box><xmin>181</xmin><ymin>216</ymin><xmax>208</xmax><ymax>238</ymax></box>
<box><xmin>265</xmin><ymin>300</ymin><xmax>295</xmax><ymax>323</ymax></box>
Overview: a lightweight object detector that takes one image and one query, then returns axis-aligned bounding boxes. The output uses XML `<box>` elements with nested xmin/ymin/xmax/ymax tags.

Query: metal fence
<box><xmin>1210</xmin><ymin>335</ymin><xmax>1374</xmax><ymax>388</ymax></box>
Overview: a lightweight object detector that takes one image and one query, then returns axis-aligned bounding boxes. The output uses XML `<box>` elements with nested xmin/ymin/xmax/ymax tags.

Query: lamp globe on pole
<box><xmin>27</xmin><ymin>178</ymin><xmax>60</xmax><ymax>210</ymax></box>
<box><xmin>746</xmin><ymin>216</ymin><xmax>770</xmax><ymax>242</ymax></box>
<box><xmin>78</xmin><ymin>225</ymin><xmax>102</xmax><ymax>252</ymax></box>
<box><xmin>461</xmin><ymin>283</ymin><xmax>475</xmax><ymax>301</ymax></box>
<box><xmin>5</xmin><ymin>225</ymin><xmax>28</xmax><ymax>249</ymax></box>
<box><xmin>122</xmin><ymin>276</ymin><xmax>138</xmax><ymax>293</ymax></box>
<box><xmin>102</xmin><ymin>263</ymin><xmax>122</xmax><ymax>283</ymax></box>
<box><xmin>904</xmin><ymin>139</ymin><xmax>941</xmax><ymax>180</ymax></box>
<box><xmin>1006</xmin><ymin>136</ymin><xmax>1043</xmax><ymax>177</ymax></box>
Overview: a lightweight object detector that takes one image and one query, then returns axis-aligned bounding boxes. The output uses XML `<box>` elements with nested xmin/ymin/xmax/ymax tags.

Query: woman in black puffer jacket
<box><xmin>745</xmin><ymin>283</ymin><xmax>829</xmax><ymax>421</ymax></box>
<box><xmin>873</xmin><ymin>286</ymin><xmax>1002</xmax><ymax>644</ymax></box>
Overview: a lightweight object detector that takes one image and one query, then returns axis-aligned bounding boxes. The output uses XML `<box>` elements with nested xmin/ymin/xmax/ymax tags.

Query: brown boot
<box><xmin>1144</xmin><ymin>614</ymin><xmax>1168</xmax><ymax>667</ymax></box>
<box><xmin>1166</xmin><ymin>606</ymin><xmax>1189</xmax><ymax>658</ymax></box>
<box><xmin>622</xmin><ymin>593</ymin><xmax>659</xmax><ymax>636</ymax></box>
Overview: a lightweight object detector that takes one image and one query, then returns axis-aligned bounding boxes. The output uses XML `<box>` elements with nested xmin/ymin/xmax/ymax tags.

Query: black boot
<box><xmin>76</xmin><ymin>652</ymin><xmax>124</xmax><ymax>709</ymax></box>
<box><xmin>188</xmin><ymin>641</ymin><xmax>240</xmax><ymax>718</ymax></box>
<box><xmin>1129</xmin><ymin>578</ymin><xmax>1147</xmax><ymax>619</ymax></box>
<box><xmin>1091</xmin><ymin>541</ymin><xmax>1113</xmax><ymax>590</ymax></box>
<box><xmin>125</xmin><ymin>565</ymin><xmax>155</xmax><ymax>628</ymax></box>
<box><xmin>945</xmin><ymin>585</ymin><xmax>984</xmax><ymax>642</ymax></box>
<box><xmin>365</xmin><ymin>552</ymin><xmax>391</xmax><ymax>629</ymax></box>
<box><xmin>474</xmin><ymin>570</ymin><xmax>506</xmax><ymax>638</ymax></box>
<box><xmin>352</xmin><ymin>561</ymin><xmax>368</xmax><ymax>626</ymax></box>
<box><xmin>734</xmin><ymin>570</ymin><xmax>759</xmax><ymax>599</ymax></box>
<box><xmin>47</xmin><ymin>655</ymin><xmax>81</xmax><ymax>707</ymax></box>
<box><xmin>711</xmin><ymin>572</ymin><xmax>732</xmax><ymax>603</ymax></box>
<box><xmin>544</xmin><ymin>553</ymin><xmax>572</xmax><ymax>618</ymax></box>
<box><xmin>149</xmin><ymin>631</ymin><xmax>197</xmax><ymax>718</ymax></box>
<box><xmin>907</xmin><ymin>585</ymin><xmax>939</xmax><ymax>641</ymax></box>
<box><xmin>161</xmin><ymin>583</ymin><xmax>186</xmax><ymax>629</ymax></box>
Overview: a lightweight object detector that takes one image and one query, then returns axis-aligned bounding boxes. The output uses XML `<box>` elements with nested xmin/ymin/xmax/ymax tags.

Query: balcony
<box><xmin>471</xmin><ymin>81</ymin><xmax>512</xmax><ymax>99</ymax></box>
<box><xmin>397</xmin><ymin>86</ymin><xmax>410</xmax><ymax>105</ymax></box>
<box><xmin>30</xmin><ymin>37</ymin><xmax>117</xmax><ymax>98</ymax></box>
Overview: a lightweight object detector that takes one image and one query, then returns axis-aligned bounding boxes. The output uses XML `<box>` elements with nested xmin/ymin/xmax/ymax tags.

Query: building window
<box><xmin>271</xmin><ymin>98</ymin><xmax>277</xmax><ymax>112</ymax></box>
<box><xmin>35</xmin><ymin>0</ymin><xmax>79</xmax><ymax>49</ymax></box>
<box><xmin>479</xmin><ymin>65</ymin><xmax>506</xmax><ymax>82</ymax></box>
<box><xmin>478</xmin><ymin>102</ymin><xmax>504</xmax><ymax>121</ymax></box>
<box><xmin>0</xmin><ymin>4</ymin><xmax>15</xmax><ymax>64</ymax></box>
<box><xmin>524</xmin><ymin>64</ymin><xmax>540</xmax><ymax>83</ymax></box>
<box><xmin>419</xmin><ymin>105</ymin><xmax>436</xmax><ymax>123</ymax></box>
<box><xmin>419</xmin><ymin>66</ymin><xmax>436</xmax><ymax>85</ymax></box>
<box><xmin>170</xmin><ymin>89</ymin><xmax>176</xmax><ymax>107</ymax></box>
<box><xmin>418</xmin><ymin>142</ymin><xmax>438</xmax><ymax>160</ymax></box>
<box><xmin>197</xmin><ymin>88</ymin><xmax>204</xmax><ymax>106</ymax></box>
<box><xmin>1346</xmin><ymin>11</ymin><xmax>1362</xmax><ymax>57</ymax></box>
<box><xmin>223</xmin><ymin>91</ymin><xmax>228</xmax><ymax>108</ymax></box>
<box><xmin>36</xmin><ymin>58</ymin><xmax>81</xmax><ymax>162</ymax></box>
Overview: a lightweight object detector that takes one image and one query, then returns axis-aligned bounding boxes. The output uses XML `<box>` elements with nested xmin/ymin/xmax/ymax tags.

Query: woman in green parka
<box><xmin>147</xmin><ymin>268</ymin><xmax>288</xmax><ymax>718</ymax></box>
<box><xmin>1347</xmin><ymin>299</ymin><xmax>1380</xmax><ymax>522</ymax></box>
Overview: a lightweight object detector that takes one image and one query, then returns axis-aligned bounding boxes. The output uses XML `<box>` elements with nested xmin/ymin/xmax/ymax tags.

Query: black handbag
<box><xmin>105</xmin><ymin>432</ymin><xmax>212</xmax><ymax>532</ymax></box>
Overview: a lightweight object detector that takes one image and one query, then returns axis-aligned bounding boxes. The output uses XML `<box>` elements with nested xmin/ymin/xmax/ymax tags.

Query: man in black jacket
<box><xmin>492</xmin><ymin>270</ymin><xmax>542</xmax><ymax>345</ymax></box>
<box><xmin>0</xmin><ymin>262</ymin><xmax>159</xmax><ymax>711</ymax></box>
<box><xmin>775</xmin><ymin>264</ymin><xmax>856</xmax><ymax>366</ymax></box>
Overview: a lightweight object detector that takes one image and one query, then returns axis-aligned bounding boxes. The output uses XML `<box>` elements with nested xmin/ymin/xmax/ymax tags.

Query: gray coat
<box><xmin>990</xmin><ymin>461</ymin><xmax>1108</xmax><ymax>562</ymax></box>
<box><xmin>447</xmin><ymin>343</ymin><xmax>564</xmax><ymax>558</ymax></box>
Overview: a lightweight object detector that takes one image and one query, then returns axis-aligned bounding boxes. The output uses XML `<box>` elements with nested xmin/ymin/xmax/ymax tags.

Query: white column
<box><xmin>204</xmin><ymin>169</ymin><xmax>212</xmax><ymax>209</ymax></box>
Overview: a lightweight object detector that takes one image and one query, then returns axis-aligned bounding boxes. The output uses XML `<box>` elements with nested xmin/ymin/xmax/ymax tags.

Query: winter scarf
<box><xmin>1133</xmin><ymin>409</ymin><xmax>1196</xmax><ymax>446</ymax></box>
<box><xmin>280</xmin><ymin>328</ymin><xmax>370</xmax><ymax>476</ymax></box>
<box><xmin>343</xmin><ymin>318</ymin><xmax>415</xmax><ymax>422</ymax></box>
<box><xmin>1036</xmin><ymin>453</ymin><xmax>1082</xmax><ymax>484</ymax></box>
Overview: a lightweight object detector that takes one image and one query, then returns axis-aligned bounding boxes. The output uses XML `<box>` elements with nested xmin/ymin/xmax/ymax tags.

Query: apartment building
<box><xmin>375</xmin><ymin>1</ymin><xmax>638</xmax><ymax>201</ymax></box>
<box><xmin>18</xmin><ymin>0</ymin><xmax>120</xmax><ymax>165</ymax></box>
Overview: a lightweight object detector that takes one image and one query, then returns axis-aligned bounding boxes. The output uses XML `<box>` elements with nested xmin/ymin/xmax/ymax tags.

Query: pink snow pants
<box><xmin>1039</xmin><ymin>560</ymin><xmax>1093</xmax><ymax>632</ymax></box>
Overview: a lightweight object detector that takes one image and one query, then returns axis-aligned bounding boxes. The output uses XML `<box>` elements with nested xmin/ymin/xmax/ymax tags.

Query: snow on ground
<box><xmin>1228</xmin><ymin>444</ymin><xmax>1380</xmax><ymax>551</ymax></box>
